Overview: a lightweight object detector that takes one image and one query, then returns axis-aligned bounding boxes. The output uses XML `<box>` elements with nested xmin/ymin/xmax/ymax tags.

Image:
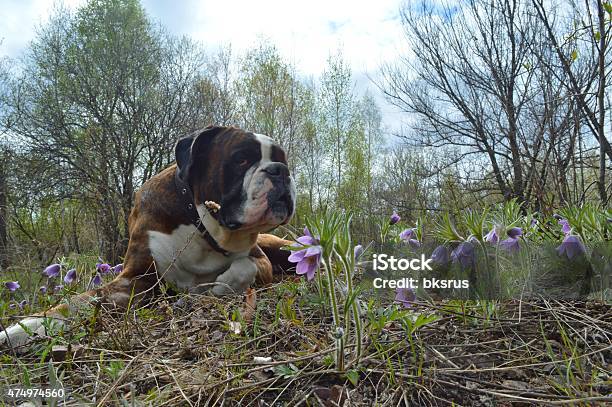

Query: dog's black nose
<box><xmin>263</xmin><ymin>163</ymin><xmax>288</xmax><ymax>178</ymax></box>
<box><xmin>225</xmin><ymin>221</ymin><xmax>242</xmax><ymax>230</ymax></box>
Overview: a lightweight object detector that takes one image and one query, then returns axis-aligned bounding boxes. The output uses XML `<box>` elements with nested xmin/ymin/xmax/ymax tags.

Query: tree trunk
<box><xmin>596</xmin><ymin>0</ymin><xmax>608</xmax><ymax>203</ymax></box>
<box><xmin>0</xmin><ymin>153</ymin><xmax>8</xmax><ymax>270</ymax></box>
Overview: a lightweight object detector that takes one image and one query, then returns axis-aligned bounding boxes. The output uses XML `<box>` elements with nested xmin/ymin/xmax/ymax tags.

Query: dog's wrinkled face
<box><xmin>175</xmin><ymin>126</ymin><xmax>295</xmax><ymax>232</ymax></box>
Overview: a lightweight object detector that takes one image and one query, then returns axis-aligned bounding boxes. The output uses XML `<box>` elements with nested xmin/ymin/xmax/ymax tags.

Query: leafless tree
<box><xmin>380</xmin><ymin>0</ymin><xmax>609</xmax><ymax>207</ymax></box>
<box><xmin>531</xmin><ymin>0</ymin><xmax>612</xmax><ymax>203</ymax></box>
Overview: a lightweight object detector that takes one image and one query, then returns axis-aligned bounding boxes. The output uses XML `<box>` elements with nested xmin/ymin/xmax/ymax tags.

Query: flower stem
<box><xmin>322</xmin><ymin>256</ymin><xmax>343</xmax><ymax>370</ymax></box>
<box><xmin>338</xmin><ymin>254</ymin><xmax>362</xmax><ymax>365</ymax></box>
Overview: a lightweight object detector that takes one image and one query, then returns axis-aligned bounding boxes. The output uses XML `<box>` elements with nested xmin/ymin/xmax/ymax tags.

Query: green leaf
<box><xmin>604</xmin><ymin>2</ymin><xmax>612</xmax><ymax>14</ymax></box>
<box><xmin>571</xmin><ymin>50</ymin><xmax>578</xmax><ymax>61</ymax></box>
<box><xmin>345</xmin><ymin>369</ymin><xmax>360</xmax><ymax>386</ymax></box>
<box><xmin>595</xmin><ymin>31</ymin><xmax>601</xmax><ymax>42</ymax></box>
<box><xmin>273</xmin><ymin>363</ymin><xmax>299</xmax><ymax>378</ymax></box>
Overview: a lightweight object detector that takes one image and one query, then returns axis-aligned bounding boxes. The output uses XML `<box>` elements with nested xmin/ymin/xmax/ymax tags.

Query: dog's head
<box><xmin>175</xmin><ymin>126</ymin><xmax>295</xmax><ymax>233</ymax></box>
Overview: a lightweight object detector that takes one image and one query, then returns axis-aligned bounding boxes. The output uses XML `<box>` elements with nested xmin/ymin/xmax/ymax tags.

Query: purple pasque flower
<box><xmin>40</xmin><ymin>286</ymin><xmax>48</xmax><ymax>294</ymax></box>
<box><xmin>399</xmin><ymin>228</ymin><xmax>416</xmax><ymax>241</ymax></box>
<box><xmin>353</xmin><ymin>245</ymin><xmax>364</xmax><ymax>260</ymax></box>
<box><xmin>389</xmin><ymin>211</ymin><xmax>401</xmax><ymax>225</ymax></box>
<box><xmin>112</xmin><ymin>263</ymin><xmax>123</xmax><ymax>273</ymax></box>
<box><xmin>400</xmin><ymin>228</ymin><xmax>420</xmax><ymax>248</ymax></box>
<box><xmin>431</xmin><ymin>245</ymin><xmax>450</xmax><ymax>266</ymax></box>
<box><xmin>4</xmin><ymin>281</ymin><xmax>20</xmax><ymax>292</ymax></box>
<box><xmin>507</xmin><ymin>227</ymin><xmax>523</xmax><ymax>239</ymax></box>
<box><xmin>64</xmin><ymin>269</ymin><xmax>77</xmax><ymax>284</ymax></box>
<box><xmin>290</xmin><ymin>246</ymin><xmax>322</xmax><ymax>281</ymax></box>
<box><xmin>43</xmin><ymin>263</ymin><xmax>61</xmax><ymax>278</ymax></box>
<box><xmin>91</xmin><ymin>272</ymin><xmax>103</xmax><ymax>286</ymax></box>
<box><xmin>500</xmin><ymin>237</ymin><xmax>520</xmax><ymax>252</ymax></box>
<box><xmin>451</xmin><ymin>242</ymin><xmax>475</xmax><ymax>269</ymax></box>
<box><xmin>553</xmin><ymin>214</ymin><xmax>563</xmax><ymax>220</ymax></box>
<box><xmin>54</xmin><ymin>285</ymin><xmax>64</xmax><ymax>292</ymax></box>
<box><xmin>484</xmin><ymin>227</ymin><xmax>500</xmax><ymax>244</ymax></box>
<box><xmin>557</xmin><ymin>234</ymin><xmax>586</xmax><ymax>260</ymax></box>
<box><xmin>394</xmin><ymin>287</ymin><xmax>416</xmax><ymax>308</ymax></box>
<box><xmin>288</xmin><ymin>227</ymin><xmax>322</xmax><ymax>281</ymax></box>
<box><xmin>296</xmin><ymin>226</ymin><xmax>318</xmax><ymax>246</ymax></box>
<box><xmin>500</xmin><ymin>227</ymin><xmax>523</xmax><ymax>252</ymax></box>
<box><xmin>18</xmin><ymin>300</ymin><xmax>27</xmax><ymax>309</ymax></box>
<box><xmin>530</xmin><ymin>218</ymin><xmax>538</xmax><ymax>227</ymax></box>
<box><xmin>96</xmin><ymin>262</ymin><xmax>111</xmax><ymax>274</ymax></box>
<box><xmin>559</xmin><ymin>219</ymin><xmax>571</xmax><ymax>235</ymax></box>
<box><xmin>408</xmin><ymin>239</ymin><xmax>421</xmax><ymax>249</ymax></box>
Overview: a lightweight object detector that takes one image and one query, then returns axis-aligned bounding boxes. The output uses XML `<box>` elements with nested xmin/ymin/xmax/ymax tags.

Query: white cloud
<box><xmin>179</xmin><ymin>0</ymin><xmax>404</xmax><ymax>77</ymax></box>
<box><xmin>0</xmin><ymin>0</ymin><xmax>85</xmax><ymax>58</ymax></box>
<box><xmin>1</xmin><ymin>0</ymin><xmax>408</xmax><ymax>131</ymax></box>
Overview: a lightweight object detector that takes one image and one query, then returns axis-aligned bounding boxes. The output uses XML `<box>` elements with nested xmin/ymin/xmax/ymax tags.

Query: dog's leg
<box><xmin>211</xmin><ymin>256</ymin><xmax>259</xmax><ymax>296</ymax></box>
<box><xmin>257</xmin><ymin>234</ymin><xmax>294</xmax><ymax>279</ymax></box>
<box><xmin>251</xmin><ymin>245</ymin><xmax>274</xmax><ymax>285</ymax></box>
<box><xmin>0</xmin><ymin>227</ymin><xmax>159</xmax><ymax>350</ymax></box>
<box><xmin>210</xmin><ymin>234</ymin><xmax>294</xmax><ymax>294</ymax></box>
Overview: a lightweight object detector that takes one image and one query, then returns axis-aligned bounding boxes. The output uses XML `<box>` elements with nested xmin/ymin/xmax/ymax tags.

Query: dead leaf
<box><xmin>243</xmin><ymin>287</ymin><xmax>257</xmax><ymax>323</ymax></box>
<box><xmin>313</xmin><ymin>385</ymin><xmax>347</xmax><ymax>406</ymax></box>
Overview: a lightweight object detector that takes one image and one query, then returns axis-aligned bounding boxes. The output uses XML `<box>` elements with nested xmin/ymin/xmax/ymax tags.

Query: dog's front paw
<box><xmin>211</xmin><ymin>258</ymin><xmax>257</xmax><ymax>296</ymax></box>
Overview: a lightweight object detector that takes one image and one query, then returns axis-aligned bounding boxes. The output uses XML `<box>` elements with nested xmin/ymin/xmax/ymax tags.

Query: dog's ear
<box><xmin>175</xmin><ymin>126</ymin><xmax>224</xmax><ymax>181</ymax></box>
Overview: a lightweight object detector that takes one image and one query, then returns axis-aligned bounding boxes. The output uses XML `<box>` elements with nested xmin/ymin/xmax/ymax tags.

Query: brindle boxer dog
<box><xmin>0</xmin><ymin>125</ymin><xmax>295</xmax><ymax>349</ymax></box>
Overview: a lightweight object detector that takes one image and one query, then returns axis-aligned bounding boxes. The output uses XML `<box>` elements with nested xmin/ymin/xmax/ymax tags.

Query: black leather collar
<box><xmin>174</xmin><ymin>169</ymin><xmax>229</xmax><ymax>257</ymax></box>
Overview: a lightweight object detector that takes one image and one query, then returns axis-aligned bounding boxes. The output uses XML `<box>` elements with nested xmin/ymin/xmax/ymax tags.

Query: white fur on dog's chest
<box><xmin>148</xmin><ymin>224</ymin><xmax>247</xmax><ymax>291</ymax></box>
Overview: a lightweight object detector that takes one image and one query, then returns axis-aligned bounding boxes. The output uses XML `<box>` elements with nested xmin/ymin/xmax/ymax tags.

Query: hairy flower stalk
<box><xmin>337</xmin><ymin>244</ymin><xmax>363</xmax><ymax>367</ymax></box>
<box><xmin>320</xmin><ymin>256</ymin><xmax>344</xmax><ymax>370</ymax></box>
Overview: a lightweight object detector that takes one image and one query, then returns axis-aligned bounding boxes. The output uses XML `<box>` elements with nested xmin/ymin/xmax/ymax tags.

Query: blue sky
<box><xmin>1</xmin><ymin>0</ymin><xmax>410</xmax><ymax>131</ymax></box>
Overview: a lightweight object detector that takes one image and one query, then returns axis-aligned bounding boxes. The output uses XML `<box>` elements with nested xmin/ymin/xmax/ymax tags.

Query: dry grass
<box><xmin>1</xmin><ymin>281</ymin><xmax>611</xmax><ymax>406</ymax></box>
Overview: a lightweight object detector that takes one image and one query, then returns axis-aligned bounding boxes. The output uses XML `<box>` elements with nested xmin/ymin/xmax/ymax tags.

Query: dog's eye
<box><xmin>233</xmin><ymin>151</ymin><xmax>252</xmax><ymax>167</ymax></box>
